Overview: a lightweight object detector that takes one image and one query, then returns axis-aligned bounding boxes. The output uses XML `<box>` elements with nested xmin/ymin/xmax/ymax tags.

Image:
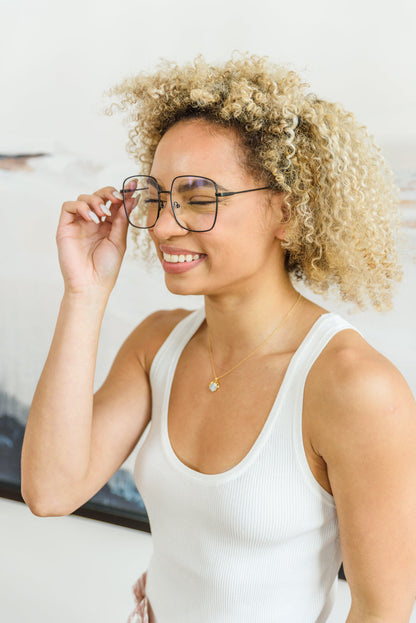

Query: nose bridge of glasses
<box><xmin>152</xmin><ymin>190</ymin><xmax>184</xmax><ymax>233</ymax></box>
<box><xmin>158</xmin><ymin>188</ymin><xmax>174</xmax><ymax>210</ymax></box>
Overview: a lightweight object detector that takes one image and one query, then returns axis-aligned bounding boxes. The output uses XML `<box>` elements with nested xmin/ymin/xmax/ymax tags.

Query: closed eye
<box><xmin>188</xmin><ymin>200</ymin><xmax>216</xmax><ymax>205</ymax></box>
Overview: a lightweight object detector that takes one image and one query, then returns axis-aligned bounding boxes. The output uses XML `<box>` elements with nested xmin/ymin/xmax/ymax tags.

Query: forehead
<box><xmin>150</xmin><ymin>119</ymin><xmax>249</xmax><ymax>183</ymax></box>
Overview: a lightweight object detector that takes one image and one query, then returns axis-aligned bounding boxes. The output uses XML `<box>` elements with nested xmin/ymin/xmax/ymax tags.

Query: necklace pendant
<box><xmin>209</xmin><ymin>379</ymin><xmax>220</xmax><ymax>392</ymax></box>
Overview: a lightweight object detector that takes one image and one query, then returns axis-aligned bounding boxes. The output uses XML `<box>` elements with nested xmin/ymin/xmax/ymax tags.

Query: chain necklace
<box><xmin>207</xmin><ymin>292</ymin><xmax>302</xmax><ymax>393</ymax></box>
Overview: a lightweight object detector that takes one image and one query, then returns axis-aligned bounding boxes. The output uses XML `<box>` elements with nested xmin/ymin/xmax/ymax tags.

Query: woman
<box><xmin>21</xmin><ymin>55</ymin><xmax>416</xmax><ymax>622</ymax></box>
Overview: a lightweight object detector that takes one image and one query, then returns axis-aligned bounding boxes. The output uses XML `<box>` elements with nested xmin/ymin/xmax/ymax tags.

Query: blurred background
<box><xmin>1</xmin><ymin>0</ymin><xmax>415</xmax><ymax>621</ymax></box>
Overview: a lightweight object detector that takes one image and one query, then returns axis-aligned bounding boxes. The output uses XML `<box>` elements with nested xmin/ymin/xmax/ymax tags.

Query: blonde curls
<box><xmin>104</xmin><ymin>53</ymin><xmax>403</xmax><ymax>310</ymax></box>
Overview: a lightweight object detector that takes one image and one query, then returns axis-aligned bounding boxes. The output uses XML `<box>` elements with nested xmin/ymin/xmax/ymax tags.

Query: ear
<box><xmin>270</xmin><ymin>193</ymin><xmax>289</xmax><ymax>241</ymax></box>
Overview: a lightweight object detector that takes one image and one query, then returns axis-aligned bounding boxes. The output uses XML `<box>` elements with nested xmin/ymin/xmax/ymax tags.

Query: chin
<box><xmin>164</xmin><ymin>275</ymin><xmax>206</xmax><ymax>297</ymax></box>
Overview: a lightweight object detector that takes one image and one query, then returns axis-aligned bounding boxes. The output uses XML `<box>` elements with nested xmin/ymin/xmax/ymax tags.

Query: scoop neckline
<box><xmin>159</xmin><ymin>308</ymin><xmax>334</xmax><ymax>485</ymax></box>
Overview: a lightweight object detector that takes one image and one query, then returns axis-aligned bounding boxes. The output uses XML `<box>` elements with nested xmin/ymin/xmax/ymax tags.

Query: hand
<box><xmin>56</xmin><ymin>186</ymin><xmax>132</xmax><ymax>296</ymax></box>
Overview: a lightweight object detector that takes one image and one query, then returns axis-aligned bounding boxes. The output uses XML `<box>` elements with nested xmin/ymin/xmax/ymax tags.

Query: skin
<box><xmin>21</xmin><ymin>118</ymin><xmax>416</xmax><ymax>623</ymax></box>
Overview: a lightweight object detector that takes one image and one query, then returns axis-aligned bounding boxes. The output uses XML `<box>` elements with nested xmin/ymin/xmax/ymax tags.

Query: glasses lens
<box><xmin>171</xmin><ymin>176</ymin><xmax>217</xmax><ymax>232</ymax></box>
<box><xmin>122</xmin><ymin>176</ymin><xmax>159</xmax><ymax>228</ymax></box>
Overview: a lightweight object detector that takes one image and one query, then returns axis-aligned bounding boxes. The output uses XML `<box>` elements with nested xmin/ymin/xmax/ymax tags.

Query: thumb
<box><xmin>108</xmin><ymin>202</ymin><xmax>130</xmax><ymax>253</ymax></box>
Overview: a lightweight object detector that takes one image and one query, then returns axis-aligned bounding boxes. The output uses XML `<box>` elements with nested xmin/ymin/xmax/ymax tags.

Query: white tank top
<box><xmin>134</xmin><ymin>307</ymin><xmax>360</xmax><ymax>622</ymax></box>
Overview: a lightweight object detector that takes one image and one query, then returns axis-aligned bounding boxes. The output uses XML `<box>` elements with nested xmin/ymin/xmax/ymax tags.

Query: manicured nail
<box><xmin>112</xmin><ymin>191</ymin><xmax>123</xmax><ymax>200</ymax></box>
<box><xmin>88</xmin><ymin>210</ymin><xmax>100</xmax><ymax>224</ymax></box>
<box><xmin>100</xmin><ymin>203</ymin><xmax>112</xmax><ymax>216</ymax></box>
<box><xmin>101</xmin><ymin>216</ymin><xmax>107</xmax><ymax>222</ymax></box>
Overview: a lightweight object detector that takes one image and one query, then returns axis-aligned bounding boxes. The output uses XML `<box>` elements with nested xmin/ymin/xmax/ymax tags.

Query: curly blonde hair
<box><xmin>104</xmin><ymin>53</ymin><xmax>403</xmax><ymax>310</ymax></box>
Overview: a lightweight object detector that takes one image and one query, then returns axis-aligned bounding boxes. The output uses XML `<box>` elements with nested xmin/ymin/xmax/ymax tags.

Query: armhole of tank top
<box><xmin>292</xmin><ymin>314</ymin><xmax>363</xmax><ymax>507</ymax></box>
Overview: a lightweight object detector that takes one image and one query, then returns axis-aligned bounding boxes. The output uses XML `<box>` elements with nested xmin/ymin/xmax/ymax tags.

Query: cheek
<box><xmin>222</xmin><ymin>206</ymin><xmax>273</xmax><ymax>247</ymax></box>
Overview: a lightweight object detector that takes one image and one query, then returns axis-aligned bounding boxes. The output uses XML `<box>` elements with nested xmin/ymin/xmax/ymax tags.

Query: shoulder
<box><xmin>126</xmin><ymin>307</ymin><xmax>194</xmax><ymax>373</ymax></box>
<box><xmin>306</xmin><ymin>323</ymin><xmax>416</xmax><ymax>461</ymax></box>
<box><xmin>306</xmin><ymin>324</ymin><xmax>416</xmax><ymax>616</ymax></box>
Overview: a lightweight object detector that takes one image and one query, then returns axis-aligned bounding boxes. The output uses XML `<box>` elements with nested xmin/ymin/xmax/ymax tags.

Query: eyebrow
<box><xmin>176</xmin><ymin>180</ymin><xmax>213</xmax><ymax>192</ymax></box>
<box><xmin>176</xmin><ymin>180</ymin><xmax>229</xmax><ymax>193</ymax></box>
<box><xmin>151</xmin><ymin>176</ymin><xmax>230</xmax><ymax>194</ymax></box>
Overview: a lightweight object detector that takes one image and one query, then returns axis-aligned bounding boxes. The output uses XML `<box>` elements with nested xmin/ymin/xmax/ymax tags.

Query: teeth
<box><xmin>163</xmin><ymin>252</ymin><xmax>202</xmax><ymax>263</ymax></box>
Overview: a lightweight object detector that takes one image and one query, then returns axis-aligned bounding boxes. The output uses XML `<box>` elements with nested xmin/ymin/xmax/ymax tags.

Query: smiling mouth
<box><xmin>162</xmin><ymin>252</ymin><xmax>205</xmax><ymax>263</ymax></box>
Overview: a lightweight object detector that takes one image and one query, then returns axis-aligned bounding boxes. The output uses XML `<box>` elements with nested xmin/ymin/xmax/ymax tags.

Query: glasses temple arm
<box><xmin>216</xmin><ymin>186</ymin><xmax>270</xmax><ymax>198</ymax></box>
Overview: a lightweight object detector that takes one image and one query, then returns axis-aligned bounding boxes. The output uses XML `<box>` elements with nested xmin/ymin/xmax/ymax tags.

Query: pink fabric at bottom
<box><xmin>127</xmin><ymin>571</ymin><xmax>151</xmax><ymax>623</ymax></box>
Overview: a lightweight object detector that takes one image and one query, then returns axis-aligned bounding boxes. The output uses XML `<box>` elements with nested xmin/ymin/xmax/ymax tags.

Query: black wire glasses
<box><xmin>120</xmin><ymin>175</ymin><xmax>271</xmax><ymax>233</ymax></box>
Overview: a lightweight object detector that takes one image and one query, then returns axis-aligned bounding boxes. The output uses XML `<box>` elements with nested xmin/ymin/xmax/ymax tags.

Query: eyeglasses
<box><xmin>120</xmin><ymin>174</ymin><xmax>271</xmax><ymax>233</ymax></box>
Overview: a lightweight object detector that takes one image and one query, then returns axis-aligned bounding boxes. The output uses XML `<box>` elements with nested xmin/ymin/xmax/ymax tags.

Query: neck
<box><xmin>203</xmin><ymin>271</ymin><xmax>300</xmax><ymax>367</ymax></box>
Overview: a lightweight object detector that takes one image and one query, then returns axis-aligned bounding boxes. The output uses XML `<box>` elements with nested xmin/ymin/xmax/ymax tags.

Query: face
<box><xmin>148</xmin><ymin>118</ymin><xmax>286</xmax><ymax>298</ymax></box>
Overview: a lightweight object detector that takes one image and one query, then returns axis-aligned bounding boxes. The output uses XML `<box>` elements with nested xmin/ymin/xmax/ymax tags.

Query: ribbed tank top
<box><xmin>134</xmin><ymin>307</ymin><xmax>361</xmax><ymax>622</ymax></box>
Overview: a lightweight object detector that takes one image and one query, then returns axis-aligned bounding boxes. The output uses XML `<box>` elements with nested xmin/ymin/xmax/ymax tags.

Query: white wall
<box><xmin>1</xmin><ymin>0</ymin><xmax>415</xmax><ymax>159</ymax></box>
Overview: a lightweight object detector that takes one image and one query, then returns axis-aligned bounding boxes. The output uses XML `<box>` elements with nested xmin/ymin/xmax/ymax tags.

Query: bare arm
<box><xmin>313</xmin><ymin>341</ymin><xmax>416</xmax><ymax>622</ymax></box>
<box><xmin>21</xmin><ymin>295</ymin><xmax>156</xmax><ymax>516</ymax></box>
<box><xmin>21</xmin><ymin>184</ymin><xmax>153</xmax><ymax>515</ymax></box>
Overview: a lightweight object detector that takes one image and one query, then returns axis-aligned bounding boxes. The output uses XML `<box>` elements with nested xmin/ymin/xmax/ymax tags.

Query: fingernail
<box><xmin>101</xmin><ymin>216</ymin><xmax>107</xmax><ymax>222</ymax></box>
<box><xmin>100</xmin><ymin>203</ymin><xmax>112</xmax><ymax>216</ymax></box>
<box><xmin>88</xmin><ymin>210</ymin><xmax>100</xmax><ymax>224</ymax></box>
<box><xmin>112</xmin><ymin>191</ymin><xmax>123</xmax><ymax>200</ymax></box>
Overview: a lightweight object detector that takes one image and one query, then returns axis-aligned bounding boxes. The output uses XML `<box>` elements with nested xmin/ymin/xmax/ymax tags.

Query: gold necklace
<box><xmin>207</xmin><ymin>292</ymin><xmax>302</xmax><ymax>392</ymax></box>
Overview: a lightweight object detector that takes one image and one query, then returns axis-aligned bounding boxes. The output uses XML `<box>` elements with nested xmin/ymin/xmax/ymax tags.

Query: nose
<box><xmin>151</xmin><ymin>197</ymin><xmax>186</xmax><ymax>239</ymax></box>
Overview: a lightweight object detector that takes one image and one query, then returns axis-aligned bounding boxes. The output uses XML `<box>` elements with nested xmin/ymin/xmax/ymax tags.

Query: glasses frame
<box><xmin>120</xmin><ymin>174</ymin><xmax>271</xmax><ymax>233</ymax></box>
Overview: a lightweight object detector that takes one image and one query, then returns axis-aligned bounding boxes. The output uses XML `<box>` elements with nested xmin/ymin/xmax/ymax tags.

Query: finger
<box><xmin>75</xmin><ymin>194</ymin><xmax>113</xmax><ymax>220</ymax></box>
<box><xmin>106</xmin><ymin>199</ymin><xmax>130</xmax><ymax>250</ymax></box>
<box><xmin>120</xmin><ymin>178</ymin><xmax>140</xmax><ymax>219</ymax></box>
<box><xmin>90</xmin><ymin>186</ymin><xmax>124</xmax><ymax>205</ymax></box>
<box><xmin>60</xmin><ymin>199</ymin><xmax>103</xmax><ymax>227</ymax></box>
<box><xmin>77</xmin><ymin>187</ymin><xmax>125</xmax><ymax>221</ymax></box>
<box><xmin>97</xmin><ymin>200</ymin><xmax>126</xmax><ymax>225</ymax></box>
<box><xmin>59</xmin><ymin>185</ymin><xmax>126</xmax><ymax>230</ymax></box>
<box><xmin>97</xmin><ymin>184</ymin><xmax>137</xmax><ymax>224</ymax></box>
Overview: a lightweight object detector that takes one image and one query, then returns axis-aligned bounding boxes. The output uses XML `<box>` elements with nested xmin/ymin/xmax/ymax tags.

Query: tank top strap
<box><xmin>289</xmin><ymin>311</ymin><xmax>362</xmax><ymax>380</ymax></box>
<box><xmin>279</xmin><ymin>312</ymin><xmax>363</xmax><ymax>502</ymax></box>
<box><xmin>278</xmin><ymin>311</ymin><xmax>363</xmax><ymax>404</ymax></box>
